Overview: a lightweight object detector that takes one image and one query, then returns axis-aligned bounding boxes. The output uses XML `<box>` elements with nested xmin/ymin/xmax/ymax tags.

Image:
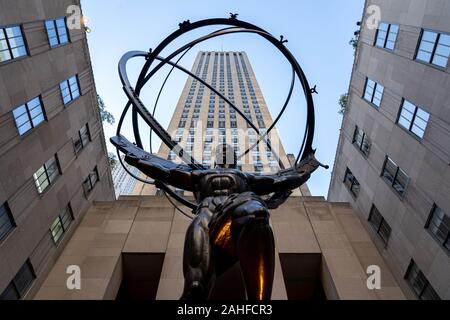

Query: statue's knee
<box><xmin>231</xmin><ymin>201</ymin><xmax>270</xmax><ymax>239</ymax></box>
<box><xmin>233</xmin><ymin>200</ymin><xmax>268</xmax><ymax>219</ymax></box>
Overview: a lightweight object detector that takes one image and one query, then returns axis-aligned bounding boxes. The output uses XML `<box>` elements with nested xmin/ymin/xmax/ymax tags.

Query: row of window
<box><xmin>1</xmin><ymin>160</ymin><xmax>98</xmax><ymax>247</ymax></box>
<box><xmin>375</xmin><ymin>22</ymin><xmax>450</xmax><ymax>69</ymax></box>
<box><xmin>367</xmin><ymin>203</ymin><xmax>443</xmax><ymax>299</ymax></box>
<box><xmin>0</xmin><ymin>203</ymin><xmax>74</xmax><ymax>300</ymax></box>
<box><xmin>0</xmin><ymin>260</ymin><xmax>35</xmax><ymax>300</ymax></box>
<box><xmin>12</xmin><ymin>75</ymin><xmax>81</xmax><ymax>136</ymax></box>
<box><xmin>31</xmin><ymin>123</ymin><xmax>91</xmax><ymax>196</ymax></box>
<box><xmin>344</xmin><ymin>154</ymin><xmax>409</xmax><ymax>200</ymax></box>
<box><xmin>344</xmin><ymin>166</ymin><xmax>449</xmax><ymax>254</ymax></box>
<box><xmin>363</xmin><ymin>78</ymin><xmax>430</xmax><ymax>140</ymax></box>
<box><xmin>179</xmin><ymin>118</ymin><xmax>264</xmax><ymax>129</ymax></box>
<box><xmin>1</xmin><ymin>18</ymin><xmax>69</xmax><ymax>64</ymax></box>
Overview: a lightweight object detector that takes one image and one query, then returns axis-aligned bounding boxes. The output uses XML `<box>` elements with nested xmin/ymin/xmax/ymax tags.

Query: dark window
<box><xmin>73</xmin><ymin>124</ymin><xmax>91</xmax><ymax>154</ymax></box>
<box><xmin>12</xmin><ymin>96</ymin><xmax>45</xmax><ymax>136</ymax></box>
<box><xmin>60</xmin><ymin>75</ymin><xmax>80</xmax><ymax>105</ymax></box>
<box><xmin>426</xmin><ymin>205</ymin><xmax>450</xmax><ymax>253</ymax></box>
<box><xmin>352</xmin><ymin>126</ymin><xmax>371</xmax><ymax>156</ymax></box>
<box><xmin>178</xmin><ymin>120</ymin><xmax>186</xmax><ymax>128</ymax></box>
<box><xmin>375</xmin><ymin>22</ymin><xmax>399</xmax><ymax>50</ymax></box>
<box><xmin>368</xmin><ymin>205</ymin><xmax>392</xmax><ymax>245</ymax></box>
<box><xmin>0</xmin><ymin>260</ymin><xmax>35</xmax><ymax>300</ymax></box>
<box><xmin>0</xmin><ymin>202</ymin><xmax>15</xmax><ymax>242</ymax></box>
<box><xmin>83</xmin><ymin>167</ymin><xmax>99</xmax><ymax>196</ymax></box>
<box><xmin>343</xmin><ymin>168</ymin><xmax>360</xmax><ymax>197</ymax></box>
<box><xmin>397</xmin><ymin>100</ymin><xmax>430</xmax><ymax>139</ymax></box>
<box><xmin>33</xmin><ymin>155</ymin><xmax>60</xmax><ymax>194</ymax></box>
<box><xmin>364</xmin><ymin>78</ymin><xmax>384</xmax><ymax>107</ymax></box>
<box><xmin>416</xmin><ymin>30</ymin><xmax>450</xmax><ymax>68</ymax></box>
<box><xmin>254</xmin><ymin>165</ymin><xmax>263</xmax><ymax>173</ymax></box>
<box><xmin>45</xmin><ymin>18</ymin><xmax>69</xmax><ymax>47</ymax></box>
<box><xmin>50</xmin><ymin>204</ymin><xmax>73</xmax><ymax>244</ymax></box>
<box><xmin>0</xmin><ymin>25</ymin><xmax>27</xmax><ymax>63</ymax></box>
<box><xmin>405</xmin><ymin>260</ymin><xmax>440</xmax><ymax>300</ymax></box>
<box><xmin>381</xmin><ymin>156</ymin><xmax>409</xmax><ymax>197</ymax></box>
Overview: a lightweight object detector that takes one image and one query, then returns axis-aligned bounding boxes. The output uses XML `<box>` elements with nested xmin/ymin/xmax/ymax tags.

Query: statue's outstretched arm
<box><xmin>246</xmin><ymin>152</ymin><xmax>327</xmax><ymax>196</ymax></box>
<box><xmin>110</xmin><ymin>135</ymin><xmax>195</xmax><ymax>191</ymax></box>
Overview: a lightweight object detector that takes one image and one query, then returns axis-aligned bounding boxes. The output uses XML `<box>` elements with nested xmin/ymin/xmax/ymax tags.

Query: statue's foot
<box><xmin>180</xmin><ymin>281</ymin><xmax>205</xmax><ymax>300</ymax></box>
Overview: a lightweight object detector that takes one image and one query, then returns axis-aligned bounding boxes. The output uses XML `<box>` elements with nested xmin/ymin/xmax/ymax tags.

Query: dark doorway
<box><xmin>116</xmin><ymin>253</ymin><xmax>165</xmax><ymax>300</ymax></box>
<box><xmin>279</xmin><ymin>253</ymin><xmax>326</xmax><ymax>300</ymax></box>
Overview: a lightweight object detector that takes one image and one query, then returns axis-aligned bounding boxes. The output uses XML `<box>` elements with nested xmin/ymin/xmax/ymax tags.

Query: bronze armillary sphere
<box><xmin>110</xmin><ymin>14</ymin><xmax>328</xmax><ymax>300</ymax></box>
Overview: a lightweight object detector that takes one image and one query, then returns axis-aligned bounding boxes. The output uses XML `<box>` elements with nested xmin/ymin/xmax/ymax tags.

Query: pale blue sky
<box><xmin>81</xmin><ymin>0</ymin><xmax>365</xmax><ymax>197</ymax></box>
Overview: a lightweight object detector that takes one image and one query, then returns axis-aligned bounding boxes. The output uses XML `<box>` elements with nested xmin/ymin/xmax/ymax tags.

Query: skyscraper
<box><xmin>0</xmin><ymin>0</ymin><xmax>114</xmax><ymax>299</ymax></box>
<box><xmin>111</xmin><ymin>156</ymin><xmax>139</xmax><ymax>197</ymax></box>
<box><xmin>133</xmin><ymin>51</ymin><xmax>310</xmax><ymax>197</ymax></box>
<box><xmin>328</xmin><ymin>0</ymin><xmax>450</xmax><ymax>299</ymax></box>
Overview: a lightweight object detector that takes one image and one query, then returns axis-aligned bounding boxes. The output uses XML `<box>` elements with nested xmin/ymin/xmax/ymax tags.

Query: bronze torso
<box><xmin>192</xmin><ymin>169</ymin><xmax>250</xmax><ymax>201</ymax></box>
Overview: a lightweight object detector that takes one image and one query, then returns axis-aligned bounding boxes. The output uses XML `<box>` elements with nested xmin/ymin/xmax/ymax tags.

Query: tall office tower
<box><xmin>328</xmin><ymin>0</ymin><xmax>450</xmax><ymax>300</ymax></box>
<box><xmin>111</xmin><ymin>156</ymin><xmax>139</xmax><ymax>197</ymax></box>
<box><xmin>133</xmin><ymin>51</ymin><xmax>310</xmax><ymax>196</ymax></box>
<box><xmin>0</xmin><ymin>0</ymin><xmax>114</xmax><ymax>299</ymax></box>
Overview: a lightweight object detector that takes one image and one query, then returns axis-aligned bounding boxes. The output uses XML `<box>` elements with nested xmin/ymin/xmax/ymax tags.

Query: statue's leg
<box><xmin>180</xmin><ymin>205</ymin><xmax>214</xmax><ymax>300</ymax></box>
<box><xmin>231</xmin><ymin>195</ymin><xmax>275</xmax><ymax>300</ymax></box>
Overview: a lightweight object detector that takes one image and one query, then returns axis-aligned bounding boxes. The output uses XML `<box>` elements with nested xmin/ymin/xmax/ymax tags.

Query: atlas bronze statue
<box><xmin>110</xmin><ymin>15</ymin><xmax>327</xmax><ymax>300</ymax></box>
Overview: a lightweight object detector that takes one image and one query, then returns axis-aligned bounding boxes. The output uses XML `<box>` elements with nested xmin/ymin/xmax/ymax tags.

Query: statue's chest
<box><xmin>195</xmin><ymin>172</ymin><xmax>248</xmax><ymax>197</ymax></box>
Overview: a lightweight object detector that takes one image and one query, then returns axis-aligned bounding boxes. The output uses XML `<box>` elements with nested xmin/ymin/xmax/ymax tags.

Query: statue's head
<box><xmin>214</xmin><ymin>144</ymin><xmax>237</xmax><ymax>169</ymax></box>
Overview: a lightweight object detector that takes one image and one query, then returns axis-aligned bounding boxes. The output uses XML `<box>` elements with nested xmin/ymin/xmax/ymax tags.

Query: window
<box><xmin>352</xmin><ymin>126</ymin><xmax>371</xmax><ymax>156</ymax></box>
<box><xmin>73</xmin><ymin>124</ymin><xmax>91</xmax><ymax>154</ymax></box>
<box><xmin>426</xmin><ymin>205</ymin><xmax>450</xmax><ymax>253</ymax></box>
<box><xmin>0</xmin><ymin>202</ymin><xmax>15</xmax><ymax>242</ymax></box>
<box><xmin>343</xmin><ymin>168</ymin><xmax>360</xmax><ymax>197</ymax></box>
<box><xmin>33</xmin><ymin>155</ymin><xmax>60</xmax><ymax>194</ymax></box>
<box><xmin>60</xmin><ymin>75</ymin><xmax>80</xmax><ymax>104</ymax></box>
<box><xmin>375</xmin><ymin>23</ymin><xmax>399</xmax><ymax>50</ymax></box>
<box><xmin>50</xmin><ymin>205</ymin><xmax>73</xmax><ymax>244</ymax></box>
<box><xmin>405</xmin><ymin>260</ymin><xmax>440</xmax><ymax>300</ymax></box>
<box><xmin>416</xmin><ymin>30</ymin><xmax>450</xmax><ymax>68</ymax></box>
<box><xmin>368</xmin><ymin>205</ymin><xmax>392</xmax><ymax>245</ymax></box>
<box><xmin>364</xmin><ymin>78</ymin><xmax>384</xmax><ymax>107</ymax></box>
<box><xmin>45</xmin><ymin>18</ymin><xmax>69</xmax><ymax>47</ymax></box>
<box><xmin>0</xmin><ymin>260</ymin><xmax>35</xmax><ymax>300</ymax></box>
<box><xmin>254</xmin><ymin>165</ymin><xmax>263</xmax><ymax>173</ymax></box>
<box><xmin>382</xmin><ymin>156</ymin><xmax>409</xmax><ymax>197</ymax></box>
<box><xmin>0</xmin><ymin>25</ymin><xmax>27</xmax><ymax>63</ymax></box>
<box><xmin>397</xmin><ymin>100</ymin><xmax>430</xmax><ymax>139</ymax></box>
<box><xmin>83</xmin><ymin>167</ymin><xmax>99</xmax><ymax>196</ymax></box>
<box><xmin>12</xmin><ymin>96</ymin><xmax>45</xmax><ymax>136</ymax></box>
<box><xmin>190</xmin><ymin>119</ymin><xmax>198</xmax><ymax>128</ymax></box>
